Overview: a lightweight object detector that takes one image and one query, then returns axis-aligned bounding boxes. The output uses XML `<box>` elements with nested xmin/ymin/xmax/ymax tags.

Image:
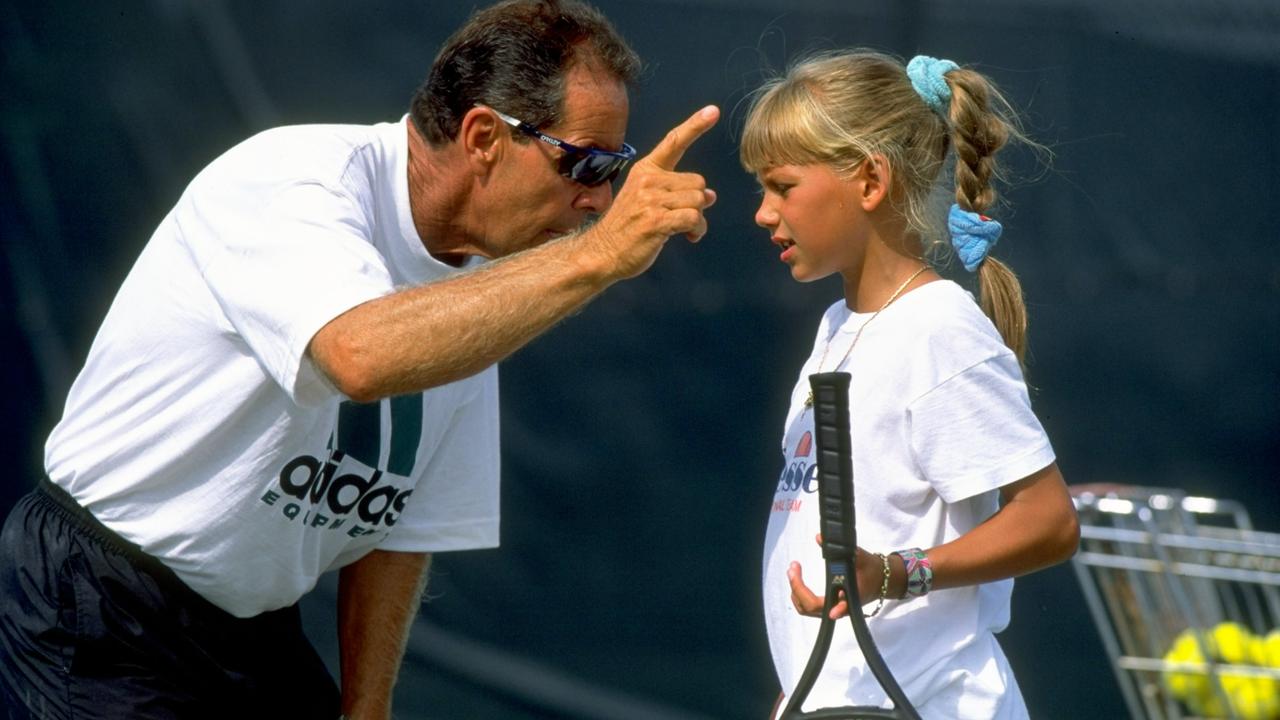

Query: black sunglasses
<box><xmin>488</xmin><ymin>107</ymin><xmax>636</xmax><ymax>187</ymax></box>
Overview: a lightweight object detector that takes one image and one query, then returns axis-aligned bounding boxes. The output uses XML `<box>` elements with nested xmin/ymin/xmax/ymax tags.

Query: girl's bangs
<box><xmin>740</xmin><ymin>81</ymin><xmax>827</xmax><ymax>173</ymax></box>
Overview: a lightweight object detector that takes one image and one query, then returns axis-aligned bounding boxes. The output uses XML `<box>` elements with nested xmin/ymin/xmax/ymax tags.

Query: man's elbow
<box><xmin>309</xmin><ymin>334</ymin><xmax>384</xmax><ymax>404</ymax></box>
<box><xmin>333</xmin><ymin>374</ymin><xmax>383</xmax><ymax>405</ymax></box>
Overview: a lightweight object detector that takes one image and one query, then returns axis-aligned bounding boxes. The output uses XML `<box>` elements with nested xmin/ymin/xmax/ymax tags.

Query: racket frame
<box><xmin>779</xmin><ymin>372</ymin><xmax>921</xmax><ymax>720</ymax></box>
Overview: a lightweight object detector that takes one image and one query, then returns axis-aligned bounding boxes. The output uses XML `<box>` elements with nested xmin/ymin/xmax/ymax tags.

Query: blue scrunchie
<box><xmin>906</xmin><ymin>55</ymin><xmax>959</xmax><ymax>114</ymax></box>
<box><xmin>947</xmin><ymin>204</ymin><xmax>1002</xmax><ymax>272</ymax></box>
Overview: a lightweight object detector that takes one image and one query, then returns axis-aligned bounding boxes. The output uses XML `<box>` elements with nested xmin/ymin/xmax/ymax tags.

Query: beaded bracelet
<box><xmin>863</xmin><ymin>552</ymin><xmax>892</xmax><ymax>618</ymax></box>
<box><xmin>893</xmin><ymin>548</ymin><xmax>933</xmax><ymax>599</ymax></box>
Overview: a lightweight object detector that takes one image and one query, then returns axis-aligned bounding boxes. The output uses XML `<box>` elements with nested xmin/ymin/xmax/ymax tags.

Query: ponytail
<box><xmin>943</xmin><ymin>65</ymin><xmax>1029</xmax><ymax>364</ymax></box>
<box><xmin>976</xmin><ymin>257</ymin><xmax>1027</xmax><ymax>361</ymax></box>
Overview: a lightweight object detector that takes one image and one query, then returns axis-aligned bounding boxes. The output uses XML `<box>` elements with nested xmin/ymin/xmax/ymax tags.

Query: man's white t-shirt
<box><xmin>764</xmin><ymin>280</ymin><xmax>1055</xmax><ymax>719</ymax></box>
<box><xmin>44</xmin><ymin>117</ymin><xmax>500</xmax><ymax>618</ymax></box>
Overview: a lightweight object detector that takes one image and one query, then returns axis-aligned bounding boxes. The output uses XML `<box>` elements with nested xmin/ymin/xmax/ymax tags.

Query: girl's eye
<box><xmin>758</xmin><ymin>177</ymin><xmax>793</xmax><ymax>197</ymax></box>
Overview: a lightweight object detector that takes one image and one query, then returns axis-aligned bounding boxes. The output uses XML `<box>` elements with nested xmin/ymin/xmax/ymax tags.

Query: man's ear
<box><xmin>855</xmin><ymin>153</ymin><xmax>892</xmax><ymax>212</ymax></box>
<box><xmin>458</xmin><ymin>107</ymin><xmax>504</xmax><ymax>176</ymax></box>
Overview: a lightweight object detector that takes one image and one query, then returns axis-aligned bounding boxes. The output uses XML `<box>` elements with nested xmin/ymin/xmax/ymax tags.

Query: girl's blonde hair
<box><xmin>740</xmin><ymin>50</ymin><xmax>1032</xmax><ymax>362</ymax></box>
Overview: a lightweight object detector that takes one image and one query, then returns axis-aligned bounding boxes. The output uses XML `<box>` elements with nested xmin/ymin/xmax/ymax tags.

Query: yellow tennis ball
<box><xmin>1220</xmin><ymin>672</ymin><xmax>1280</xmax><ymax>720</ymax></box>
<box><xmin>1251</xmin><ymin>636</ymin><xmax>1269</xmax><ymax>665</ymax></box>
<box><xmin>1212</xmin><ymin>622</ymin><xmax>1256</xmax><ymax>664</ymax></box>
<box><xmin>1261</xmin><ymin>630</ymin><xmax>1280</xmax><ymax>668</ymax></box>
<box><xmin>1187</xmin><ymin>684</ymin><xmax>1226</xmax><ymax>719</ymax></box>
<box><xmin>1164</xmin><ymin>629</ymin><xmax>1212</xmax><ymax>701</ymax></box>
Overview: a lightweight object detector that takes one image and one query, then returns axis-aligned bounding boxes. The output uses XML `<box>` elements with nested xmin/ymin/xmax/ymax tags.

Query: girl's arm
<box><xmin>869</xmin><ymin>462</ymin><xmax>1079</xmax><ymax>601</ymax></box>
<box><xmin>792</xmin><ymin>463</ymin><xmax>1079</xmax><ymax>618</ymax></box>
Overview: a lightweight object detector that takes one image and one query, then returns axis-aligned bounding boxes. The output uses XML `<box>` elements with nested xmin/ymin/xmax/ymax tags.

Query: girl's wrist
<box><xmin>863</xmin><ymin>552</ymin><xmax>892</xmax><ymax>618</ymax></box>
<box><xmin>890</xmin><ymin>551</ymin><xmax>910</xmax><ymax>600</ymax></box>
<box><xmin>892</xmin><ymin>548</ymin><xmax>934</xmax><ymax>599</ymax></box>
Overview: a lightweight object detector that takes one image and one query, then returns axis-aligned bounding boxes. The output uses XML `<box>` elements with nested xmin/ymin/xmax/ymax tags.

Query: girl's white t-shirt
<box><xmin>764</xmin><ymin>280</ymin><xmax>1055</xmax><ymax>719</ymax></box>
<box><xmin>45</xmin><ymin>117</ymin><xmax>500</xmax><ymax>618</ymax></box>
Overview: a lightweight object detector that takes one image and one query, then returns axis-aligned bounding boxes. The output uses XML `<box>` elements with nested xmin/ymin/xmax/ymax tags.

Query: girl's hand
<box><xmin>787</xmin><ymin>560</ymin><xmax>848</xmax><ymax>619</ymax></box>
<box><xmin>787</xmin><ymin>536</ymin><xmax>898</xmax><ymax>620</ymax></box>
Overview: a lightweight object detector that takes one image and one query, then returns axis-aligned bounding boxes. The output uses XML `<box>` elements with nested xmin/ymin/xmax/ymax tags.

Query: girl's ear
<box><xmin>855</xmin><ymin>154</ymin><xmax>891</xmax><ymax>212</ymax></box>
<box><xmin>459</xmin><ymin>107</ymin><xmax>504</xmax><ymax>177</ymax></box>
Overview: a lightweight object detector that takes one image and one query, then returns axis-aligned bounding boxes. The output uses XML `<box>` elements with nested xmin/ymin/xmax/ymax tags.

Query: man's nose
<box><xmin>574</xmin><ymin>182</ymin><xmax>614</xmax><ymax>213</ymax></box>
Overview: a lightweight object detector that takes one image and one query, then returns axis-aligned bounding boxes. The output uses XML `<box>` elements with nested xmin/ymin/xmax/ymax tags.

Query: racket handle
<box><xmin>788</xmin><ymin>373</ymin><xmax>922</xmax><ymax>720</ymax></box>
<box><xmin>808</xmin><ymin>372</ymin><xmax>856</xmax><ymax>561</ymax></box>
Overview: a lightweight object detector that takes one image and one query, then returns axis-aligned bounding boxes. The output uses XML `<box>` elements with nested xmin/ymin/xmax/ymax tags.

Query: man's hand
<box><xmin>307</xmin><ymin>106</ymin><xmax>722</xmax><ymax>403</ymax></box>
<box><xmin>580</xmin><ymin>105</ymin><xmax>720</xmax><ymax>280</ymax></box>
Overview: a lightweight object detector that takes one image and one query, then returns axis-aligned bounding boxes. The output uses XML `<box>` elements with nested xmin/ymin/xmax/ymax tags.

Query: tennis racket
<box><xmin>779</xmin><ymin>372</ymin><xmax>920</xmax><ymax>720</ymax></box>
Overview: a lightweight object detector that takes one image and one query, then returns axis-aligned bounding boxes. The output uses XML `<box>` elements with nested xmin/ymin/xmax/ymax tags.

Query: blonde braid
<box><xmin>947</xmin><ymin>69</ymin><xmax>1028</xmax><ymax>363</ymax></box>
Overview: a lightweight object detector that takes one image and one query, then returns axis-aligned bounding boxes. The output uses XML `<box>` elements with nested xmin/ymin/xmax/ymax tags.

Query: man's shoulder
<box><xmin>244</xmin><ymin>119</ymin><xmax>395</xmax><ymax>148</ymax></box>
<box><xmin>186</xmin><ymin>118</ymin><xmax>405</xmax><ymax>202</ymax></box>
<box><xmin>239</xmin><ymin>120</ymin><xmax>399</xmax><ymax>165</ymax></box>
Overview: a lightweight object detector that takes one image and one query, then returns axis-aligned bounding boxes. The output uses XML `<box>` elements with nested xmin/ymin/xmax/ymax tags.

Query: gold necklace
<box><xmin>803</xmin><ymin>265</ymin><xmax>928</xmax><ymax>409</ymax></box>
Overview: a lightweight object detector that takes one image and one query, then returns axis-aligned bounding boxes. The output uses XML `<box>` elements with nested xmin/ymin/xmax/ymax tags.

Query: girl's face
<box><xmin>754</xmin><ymin>163</ymin><xmax>867</xmax><ymax>282</ymax></box>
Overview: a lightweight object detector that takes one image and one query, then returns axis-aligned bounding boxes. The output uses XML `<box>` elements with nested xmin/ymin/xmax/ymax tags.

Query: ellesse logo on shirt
<box><xmin>773</xmin><ymin>430</ymin><xmax>816</xmax><ymax>514</ymax></box>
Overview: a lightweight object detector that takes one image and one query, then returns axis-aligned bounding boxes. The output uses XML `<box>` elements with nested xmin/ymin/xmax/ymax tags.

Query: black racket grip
<box><xmin>809</xmin><ymin>372</ymin><xmax>856</xmax><ymax>561</ymax></box>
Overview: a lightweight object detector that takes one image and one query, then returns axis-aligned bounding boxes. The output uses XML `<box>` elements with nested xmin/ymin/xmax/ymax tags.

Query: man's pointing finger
<box><xmin>643</xmin><ymin>105</ymin><xmax>720</xmax><ymax>171</ymax></box>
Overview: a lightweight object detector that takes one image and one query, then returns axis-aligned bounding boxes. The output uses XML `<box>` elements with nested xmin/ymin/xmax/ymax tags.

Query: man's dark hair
<box><xmin>410</xmin><ymin>0</ymin><xmax>642</xmax><ymax>147</ymax></box>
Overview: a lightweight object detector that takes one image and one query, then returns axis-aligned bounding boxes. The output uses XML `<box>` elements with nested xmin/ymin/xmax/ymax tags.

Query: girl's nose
<box><xmin>755</xmin><ymin>200</ymin><xmax>778</xmax><ymax>229</ymax></box>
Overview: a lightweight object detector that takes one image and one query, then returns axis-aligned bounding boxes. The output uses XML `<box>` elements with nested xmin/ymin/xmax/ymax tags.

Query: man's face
<box><xmin>478</xmin><ymin>62</ymin><xmax>630</xmax><ymax>258</ymax></box>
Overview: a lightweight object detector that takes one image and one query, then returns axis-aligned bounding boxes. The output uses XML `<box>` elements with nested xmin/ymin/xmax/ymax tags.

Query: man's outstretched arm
<box><xmin>309</xmin><ymin>106</ymin><xmax>721</xmax><ymax>403</ymax></box>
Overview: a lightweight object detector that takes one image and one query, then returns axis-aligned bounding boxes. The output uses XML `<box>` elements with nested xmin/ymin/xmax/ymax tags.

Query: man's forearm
<box><xmin>310</xmin><ymin>231</ymin><xmax>616</xmax><ymax>403</ymax></box>
<box><xmin>337</xmin><ymin>550</ymin><xmax>432</xmax><ymax>720</ymax></box>
<box><xmin>309</xmin><ymin>105</ymin><xmax>720</xmax><ymax>404</ymax></box>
